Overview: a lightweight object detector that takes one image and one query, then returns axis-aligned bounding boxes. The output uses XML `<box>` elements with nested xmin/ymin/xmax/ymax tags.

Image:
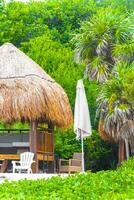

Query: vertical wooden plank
<box><xmin>29</xmin><ymin>121</ymin><xmax>37</xmax><ymax>153</ymax></box>
<box><xmin>29</xmin><ymin>121</ymin><xmax>38</xmax><ymax>173</ymax></box>
<box><xmin>48</xmin><ymin>122</ymin><xmax>54</xmax><ymax>153</ymax></box>
<box><xmin>48</xmin><ymin>122</ymin><xmax>55</xmax><ymax>173</ymax></box>
<box><xmin>36</xmin><ymin>131</ymin><xmax>43</xmax><ymax>152</ymax></box>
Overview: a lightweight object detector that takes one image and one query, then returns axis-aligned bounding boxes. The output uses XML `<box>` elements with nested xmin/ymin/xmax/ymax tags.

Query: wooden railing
<box><xmin>0</xmin><ymin>128</ymin><xmax>53</xmax><ymax>134</ymax></box>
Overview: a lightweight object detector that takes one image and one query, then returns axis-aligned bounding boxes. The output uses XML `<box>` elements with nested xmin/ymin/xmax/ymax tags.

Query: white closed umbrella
<box><xmin>74</xmin><ymin>79</ymin><xmax>92</xmax><ymax>172</ymax></box>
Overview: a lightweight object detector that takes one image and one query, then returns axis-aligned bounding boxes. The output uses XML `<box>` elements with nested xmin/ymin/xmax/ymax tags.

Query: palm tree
<box><xmin>73</xmin><ymin>7</ymin><xmax>134</xmax><ymax>164</ymax></box>
<box><xmin>97</xmin><ymin>66</ymin><xmax>134</xmax><ymax>164</ymax></box>
<box><xmin>73</xmin><ymin>7</ymin><xmax>134</xmax><ymax>83</ymax></box>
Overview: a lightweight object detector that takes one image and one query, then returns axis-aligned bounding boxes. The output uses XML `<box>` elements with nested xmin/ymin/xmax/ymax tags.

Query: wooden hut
<box><xmin>0</xmin><ymin>43</ymin><xmax>73</xmax><ymax>172</ymax></box>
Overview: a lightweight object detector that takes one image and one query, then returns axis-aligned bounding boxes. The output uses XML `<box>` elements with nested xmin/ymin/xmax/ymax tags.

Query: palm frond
<box><xmin>113</xmin><ymin>41</ymin><xmax>134</xmax><ymax>62</ymax></box>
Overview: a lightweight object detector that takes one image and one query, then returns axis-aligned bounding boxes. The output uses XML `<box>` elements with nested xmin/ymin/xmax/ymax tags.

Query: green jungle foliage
<box><xmin>0</xmin><ymin>0</ymin><xmax>134</xmax><ymax>171</ymax></box>
<box><xmin>0</xmin><ymin>157</ymin><xmax>133</xmax><ymax>200</ymax></box>
<box><xmin>1</xmin><ymin>0</ymin><xmax>133</xmax><ymax>46</ymax></box>
<box><xmin>73</xmin><ymin>7</ymin><xmax>134</xmax><ymax>83</ymax></box>
<box><xmin>55</xmin><ymin>129</ymin><xmax>118</xmax><ymax>171</ymax></box>
<box><xmin>0</xmin><ymin>0</ymin><xmax>98</xmax><ymax>46</ymax></box>
<box><xmin>72</xmin><ymin>0</ymin><xmax>134</xmax><ymax>166</ymax></box>
<box><xmin>95</xmin><ymin>63</ymin><xmax>134</xmax><ymax>149</ymax></box>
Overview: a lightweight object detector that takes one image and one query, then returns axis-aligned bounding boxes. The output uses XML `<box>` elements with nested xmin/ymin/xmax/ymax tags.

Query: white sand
<box><xmin>0</xmin><ymin>173</ymin><xmax>69</xmax><ymax>184</ymax></box>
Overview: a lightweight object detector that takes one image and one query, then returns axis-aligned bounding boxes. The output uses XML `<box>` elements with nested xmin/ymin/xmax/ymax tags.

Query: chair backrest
<box><xmin>71</xmin><ymin>153</ymin><xmax>82</xmax><ymax>166</ymax></box>
<box><xmin>20</xmin><ymin>152</ymin><xmax>34</xmax><ymax>167</ymax></box>
<box><xmin>73</xmin><ymin>153</ymin><xmax>82</xmax><ymax>160</ymax></box>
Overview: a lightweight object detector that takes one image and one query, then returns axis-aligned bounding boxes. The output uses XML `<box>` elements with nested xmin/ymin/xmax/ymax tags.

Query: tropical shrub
<box><xmin>84</xmin><ymin>130</ymin><xmax>118</xmax><ymax>171</ymax></box>
<box><xmin>55</xmin><ymin>129</ymin><xmax>118</xmax><ymax>171</ymax></box>
<box><xmin>55</xmin><ymin>128</ymin><xmax>81</xmax><ymax>159</ymax></box>
<box><xmin>97</xmin><ymin>64</ymin><xmax>134</xmax><ymax>154</ymax></box>
<box><xmin>0</xmin><ymin>157</ymin><xmax>133</xmax><ymax>200</ymax></box>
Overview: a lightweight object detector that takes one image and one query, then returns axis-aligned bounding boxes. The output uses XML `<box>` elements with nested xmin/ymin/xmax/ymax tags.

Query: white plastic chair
<box><xmin>12</xmin><ymin>152</ymin><xmax>34</xmax><ymax>173</ymax></box>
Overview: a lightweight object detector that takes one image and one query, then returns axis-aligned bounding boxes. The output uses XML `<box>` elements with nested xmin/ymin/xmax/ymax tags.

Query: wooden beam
<box><xmin>0</xmin><ymin>154</ymin><xmax>54</xmax><ymax>161</ymax></box>
<box><xmin>0</xmin><ymin>154</ymin><xmax>20</xmax><ymax>160</ymax></box>
<box><xmin>37</xmin><ymin>153</ymin><xmax>54</xmax><ymax>161</ymax></box>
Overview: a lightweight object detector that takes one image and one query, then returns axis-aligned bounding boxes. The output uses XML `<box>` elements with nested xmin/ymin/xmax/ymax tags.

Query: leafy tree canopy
<box><xmin>73</xmin><ymin>7</ymin><xmax>134</xmax><ymax>82</ymax></box>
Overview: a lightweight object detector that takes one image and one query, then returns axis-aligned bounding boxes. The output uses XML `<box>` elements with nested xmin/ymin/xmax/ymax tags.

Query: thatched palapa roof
<box><xmin>0</xmin><ymin>43</ymin><xmax>73</xmax><ymax>128</ymax></box>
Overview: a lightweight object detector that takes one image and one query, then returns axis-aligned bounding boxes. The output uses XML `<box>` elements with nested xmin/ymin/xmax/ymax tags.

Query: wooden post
<box><xmin>29</xmin><ymin>121</ymin><xmax>38</xmax><ymax>173</ymax></box>
<box><xmin>0</xmin><ymin>160</ymin><xmax>8</xmax><ymax>173</ymax></box>
<box><xmin>47</xmin><ymin>122</ymin><xmax>55</xmax><ymax>173</ymax></box>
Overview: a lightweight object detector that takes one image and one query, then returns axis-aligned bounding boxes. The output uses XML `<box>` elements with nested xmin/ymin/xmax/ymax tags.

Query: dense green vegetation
<box><xmin>0</xmin><ymin>157</ymin><xmax>133</xmax><ymax>199</ymax></box>
<box><xmin>0</xmin><ymin>0</ymin><xmax>134</xmax><ymax>170</ymax></box>
<box><xmin>73</xmin><ymin>2</ymin><xmax>134</xmax><ymax>163</ymax></box>
<box><xmin>73</xmin><ymin>7</ymin><xmax>134</xmax><ymax>82</ymax></box>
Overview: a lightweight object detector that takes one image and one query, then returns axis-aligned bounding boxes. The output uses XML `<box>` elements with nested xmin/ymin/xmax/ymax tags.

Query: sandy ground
<box><xmin>0</xmin><ymin>173</ymin><xmax>69</xmax><ymax>184</ymax></box>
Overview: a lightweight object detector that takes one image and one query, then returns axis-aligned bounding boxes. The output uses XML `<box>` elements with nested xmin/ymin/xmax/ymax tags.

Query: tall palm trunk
<box><xmin>118</xmin><ymin>139</ymin><xmax>125</xmax><ymax>166</ymax></box>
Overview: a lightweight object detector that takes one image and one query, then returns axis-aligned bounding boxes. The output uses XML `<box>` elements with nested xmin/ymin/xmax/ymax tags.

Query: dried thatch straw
<box><xmin>0</xmin><ymin>43</ymin><xmax>73</xmax><ymax>128</ymax></box>
<box><xmin>99</xmin><ymin>119</ymin><xmax>134</xmax><ymax>143</ymax></box>
<box><xmin>98</xmin><ymin>122</ymin><xmax>115</xmax><ymax>142</ymax></box>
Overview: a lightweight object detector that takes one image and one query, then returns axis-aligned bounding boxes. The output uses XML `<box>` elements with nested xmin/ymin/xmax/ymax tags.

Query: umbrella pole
<box><xmin>81</xmin><ymin>133</ymin><xmax>85</xmax><ymax>172</ymax></box>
